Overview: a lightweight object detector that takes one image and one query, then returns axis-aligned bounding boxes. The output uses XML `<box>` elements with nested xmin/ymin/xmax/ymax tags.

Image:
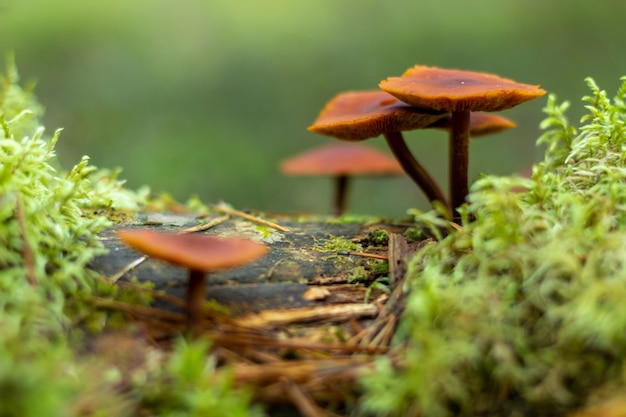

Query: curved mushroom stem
<box><xmin>333</xmin><ymin>175</ymin><xmax>349</xmax><ymax>216</ymax></box>
<box><xmin>187</xmin><ymin>269</ymin><xmax>207</xmax><ymax>338</ymax></box>
<box><xmin>449</xmin><ymin>111</ymin><xmax>471</xmax><ymax>213</ymax></box>
<box><xmin>384</xmin><ymin>130</ymin><xmax>449</xmax><ymax>211</ymax></box>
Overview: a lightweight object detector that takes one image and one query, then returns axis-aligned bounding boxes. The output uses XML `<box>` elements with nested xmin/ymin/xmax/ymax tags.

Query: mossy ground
<box><xmin>4</xmin><ymin>53</ymin><xmax>626</xmax><ymax>416</ymax></box>
<box><xmin>360</xmin><ymin>77</ymin><xmax>626</xmax><ymax>416</ymax></box>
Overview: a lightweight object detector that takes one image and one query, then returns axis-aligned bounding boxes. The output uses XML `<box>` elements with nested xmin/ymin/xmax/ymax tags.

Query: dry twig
<box><xmin>337</xmin><ymin>250</ymin><xmax>388</xmax><ymax>260</ymax></box>
<box><xmin>235</xmin><ymin>303</ymin><xmax>378</xmax><ymax>328</ymax></box>
<box><xmin>214</xmin><ymin>202</ymin><xmax>291</xmax><ymax>232</ymax></box>
<box><xmin>281</xmin><ymin>377</ymin><xmax>328</xmax><ymax>417</ymax></box>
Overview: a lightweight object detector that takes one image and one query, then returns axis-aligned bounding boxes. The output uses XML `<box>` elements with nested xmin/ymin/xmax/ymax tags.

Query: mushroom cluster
<box><xmin>296</xmin><ymin>65</ymin><xmax>546</xmax><ymax>215</ymax></box>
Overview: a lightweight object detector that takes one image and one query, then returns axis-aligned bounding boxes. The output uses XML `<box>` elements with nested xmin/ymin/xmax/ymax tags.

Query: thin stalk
<box><xmin>333</xmin><ymin>175</ymin><xmax>349</xmax><ymax>216</ymax></box>
<box><xmin>187</xmin><ymin>269</ymin><xmax>207</xmax><ymax>338</ymax></box>
<box><xmin>384</xmin><ymin>130</ymin><xmax>448</xmax><ymax>210</ymax></box>
<box><xmin>449</xmin><ymin>110</ymin><xmax>471</xmax><ymax>212</ymax></box>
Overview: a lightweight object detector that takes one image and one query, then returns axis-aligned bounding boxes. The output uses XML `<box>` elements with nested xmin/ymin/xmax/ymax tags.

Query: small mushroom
<box><xmin>116</xmin><ymin>229</ymin><xmax>268</xmax><ymax>337</ymax></box>
<box><xmin>380</xmin><ymin>65</ymin><xmax>546</xmax><ymax>211</ymax></box>
<box><xmin>307</xmin><ymin>90</ymin><xmax>449</xmax><ymax>209</ymax></box>
<box><xmin>280</xmin><ymin>143</ymin><xmax>404</xmax><ymax>216</ymax></box>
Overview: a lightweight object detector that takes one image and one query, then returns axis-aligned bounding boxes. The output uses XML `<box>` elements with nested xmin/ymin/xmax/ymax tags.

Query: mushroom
<box><xmin>116</xmin><ymin>229</ymin><xmax>268</xmax><ymax>337</ymax></box>
<box><xmin>379</xmin><ymin>65</ymin><xmax>546</xmax><ymax>211</ymax></box>
<box><xmin>280</xmin><ymin>143</ymin><xmax>405</xmax><ymax>216</ymax></box>
<box><xmin>307</xmin><ymin>90</ymin><xmax>449</xmax><ymax>210</ymax></box>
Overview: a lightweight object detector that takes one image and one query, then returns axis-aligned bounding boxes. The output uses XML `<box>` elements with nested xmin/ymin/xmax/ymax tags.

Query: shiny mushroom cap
<box><xmin>280</xmin><ymin>143</ymin><xmax>404</xmax><ymax>176</ymax></box>
<box><xmin>428</xmin><ymin>112</ymin><xmax>517</xmax><ymax>137</ymax></box>
<box><xmin>116</xmin><ymin>229</ymin><xmax>268</xmax><ymax>272</ymax></box>
<box><xmin>307</xmin><ymin>90</ymin><xmax>446</xmax><ymax>141</ymax></box>
<box><xmin>379</xmin><ymin>66</ymin><xmax>547</xmax><ymax>112</ymax></box>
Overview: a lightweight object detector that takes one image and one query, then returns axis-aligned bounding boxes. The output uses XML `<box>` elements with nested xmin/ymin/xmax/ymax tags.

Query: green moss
<box><xmin>347</xmin><ymin>266</ymin><xmax>369</xmax><ymax>283</ymax></box>
<box><xmin>372</xmin><ymin>229</ymin><xmax>388</xmax><ymax>246</ymax></box>
<box><xmin>0</xmin><ymin>58</ymin><xmax>261</xmax><ymax>417</ymax></box>
<box><xmin>313</xmin><ymin>235</ymin><xmax>363</xmax><ymax>270</ymax></box>
<box><xmin>360</xmin><ymin>76</ymin><xmax>626</xmax><ymax>416</ymax></box>
<box><xmin>134</xmin><ymin>338</ymin><xmax>264</xmax><ymax>417</ymax></box>
<box><xmin>372</xmin><ymin>260</ymin><xmax>389</xmax><ymax>276</ymax></box>
<box><xmin>359</xmin><ymin>228</ymin><xmax>390</xmax><ymax>248</ymax></box>
<box><xmin>403</xmin><ymin>226</ymin><xmax>426</xmax><ymax>241</ymax></box>
<box><xmin>364</xmin><ymin>277</ymin><xmax>390</xmax><ymax>303</ymax></box>
<box><xmin>313</xmin><ymin>234</ymin><xmax>362</xmax><ymax>253</ymax></box>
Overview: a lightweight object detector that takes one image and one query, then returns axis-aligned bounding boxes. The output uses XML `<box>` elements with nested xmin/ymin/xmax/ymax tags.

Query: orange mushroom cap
<box><xmin>379</xmin><ymin>66</ymin><xmax>547</xmax><ymax>112</ymax></box>
<box><xmin>116</xmin><ymin>229</ymin><xmax>268</xmax><ymax>272</ymax></box>
<box><xmin>280</xmin><ymin>143</ymin><xmax>404</xmax><ymax>176</ymax></box>
<box><xmin>307</xmin><ymin>90</ymin><xmax>446</xmax><ymax>141</ymax></box>
<box><xmin>428</xmin><ymin>112</ymin><xmax>516</xmax><ymax>137</ymax></box>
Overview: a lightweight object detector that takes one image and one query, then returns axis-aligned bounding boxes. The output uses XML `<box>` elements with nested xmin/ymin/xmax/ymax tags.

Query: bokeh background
<box><xmin>1</xmin><ymin>1</ymin><xmax>625</xmax><ymax>217</ymax></box>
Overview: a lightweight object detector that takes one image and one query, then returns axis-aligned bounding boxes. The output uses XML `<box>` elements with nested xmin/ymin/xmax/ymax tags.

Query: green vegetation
<box><xmin>347</xmin><ymin>266</ymin><xmax>369</xmax><ymax>283</ymax></box>
<box><xmin>366</xmin><ymin>229</ymin><xmax>389</xmax><ymax>247</ymax></box>
<box><xmin>5</xmin><ymin>24</ymin><xmax>626</xmax><ymax>412</ymax></box>
<box><xmin>133</xmin><ymin>339</ymin><xmax>262</xmax><ymax>417</ymax></box>
<box><xmin>360</xmin><ymin>77</ymin><xmax>626</xmax><ymax>416</ymax></box>
<box><xmin>314</xmin><ymin>234</ymin><xmax>362</xmax><ymax>254</ymax></box>
<box><xmin>0</xmin><ymin>59</ymin><xmax>261</xmax><ymax>416</ymax></box>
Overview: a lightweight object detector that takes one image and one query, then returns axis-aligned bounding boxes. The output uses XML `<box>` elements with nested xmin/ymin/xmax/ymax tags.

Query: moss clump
<box><xmin>0</xmin><ymin>58</ymin><xmax>261</xmax><ymax>416</ymax></box>
<box><xmin>132</xmin><ymin>339</ymin><xmax>263</xmax><ymax>417</ymax></box>
<box><xmin>313</xmin><ymin>234</ymin><xmax>362</xmax><ymax>255</ymax></box>
<box><xmin>0</xmin><ymin>55</ymin><xmax>139</xmax><ymax>417</ymax></box>
<box><xmin>359</xmin><ymin>228</ymin><xmax>389</xmax><ymax>248</ymax></box>
<box><xmin>347</xmin><ymin>266</ymin><xmax>369</xmax><ymax>283</ymax></box>
<box><xmin>360</xmin><ymin>77</ymin><xmax>626</xmax><ymax>416</ymax></box>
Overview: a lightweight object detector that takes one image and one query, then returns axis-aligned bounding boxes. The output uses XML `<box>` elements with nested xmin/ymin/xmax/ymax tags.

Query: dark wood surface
<box><xmin>90</xmin><ymin>212</ymin><xmax>407</xmax><ymax>316</ymax></box>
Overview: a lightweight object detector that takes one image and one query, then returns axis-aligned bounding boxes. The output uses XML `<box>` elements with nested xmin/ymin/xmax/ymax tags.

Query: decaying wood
<box><xmin>388</xmin><ymin>232</ymin><xmax>410</xmax><ymax>285</ymax></box>
<box><xmin>89</xmin><ymin>211</ymin><xmax>424</xmax><ymax>415</ymax></box>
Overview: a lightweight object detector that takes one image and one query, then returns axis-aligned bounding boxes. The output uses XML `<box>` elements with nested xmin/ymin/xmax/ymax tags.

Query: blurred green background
<box><xmin>1</xmin><ymin>1</ymin><xmax>625</xmax><ymax>217</ymax></box>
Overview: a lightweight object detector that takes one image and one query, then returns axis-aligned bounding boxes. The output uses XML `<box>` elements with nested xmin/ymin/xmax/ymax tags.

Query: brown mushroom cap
<box><xmin>379</xmin><ymin>66</ymin><xmax>547</xmax><ymax>112</ymax></box>
<box><xmin>307</xmin><ymin>90</ymin><xmax>446</xmax><ymax>141</ymax></box>
<box><xmin>428</xmin><ymin>112</ymin><xmax>517</xmax><ymax>137</ymax></box>
<box><xmin>116</xmin><ymin>229</ymin><xmax>268</xmax><ymax>272</ymax></box>
<box><xmin>280</xmin><ymin>143</ymin><xmax>404</xmax><ymax>176</ymax></box>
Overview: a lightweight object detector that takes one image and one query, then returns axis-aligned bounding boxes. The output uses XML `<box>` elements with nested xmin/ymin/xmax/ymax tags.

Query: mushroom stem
<box><xmin>449</xmin><ymin>110</ymin><xmax>471</xmax><ymax>212</ymax></box>
<box><xmin>187</xmin><ymin>269</ymin><xmax>207</xmax><ymax>338</ymax></box>
<box><xmin>383</xmin><ymin>130</ymin><xmax>449</xmax><ymax>210</ymax></box>
<box><xmin>333</xmin><ymin>175</ymin><xmax>349</xmax><ymax>216</ymax></box>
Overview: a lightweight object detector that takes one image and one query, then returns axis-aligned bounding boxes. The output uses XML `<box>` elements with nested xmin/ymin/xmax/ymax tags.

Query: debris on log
<box><xmin>88</xmin><ymin>211</ymin><xmax>424</xmax><ymax>414</ymax></box>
